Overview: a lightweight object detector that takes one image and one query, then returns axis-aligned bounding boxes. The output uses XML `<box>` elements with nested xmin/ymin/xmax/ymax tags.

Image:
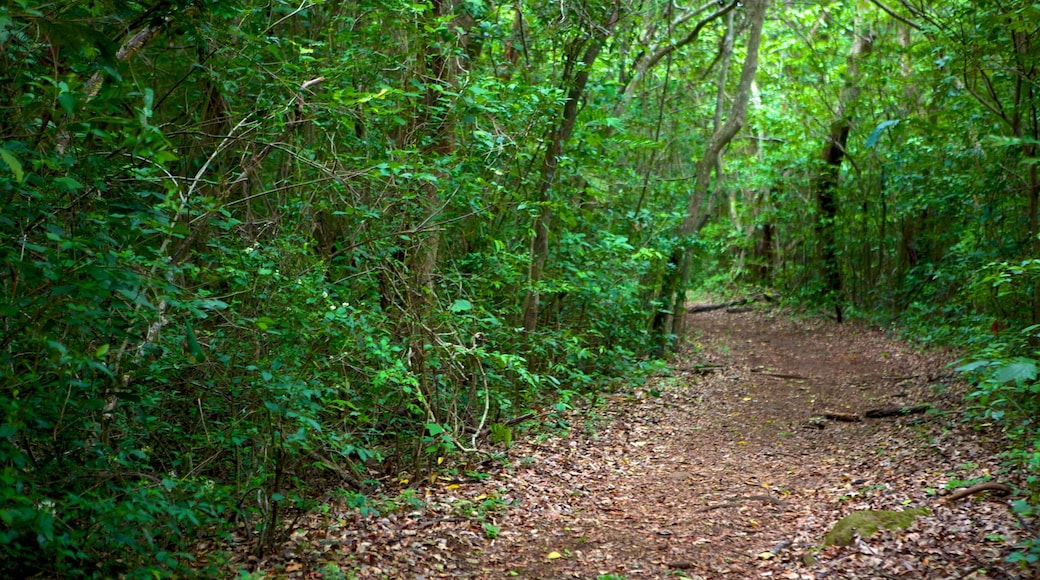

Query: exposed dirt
<box><xmin>249</xmin><ymin>307</ymin><xmax>1037</xmax><ymax>579</ymax></box>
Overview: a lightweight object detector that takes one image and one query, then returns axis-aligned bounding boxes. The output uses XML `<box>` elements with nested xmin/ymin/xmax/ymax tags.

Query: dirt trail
<box><xmin>262</xmin><ymin>308</ymin><xmax>1032</xmax><ymax>579</ymax></box>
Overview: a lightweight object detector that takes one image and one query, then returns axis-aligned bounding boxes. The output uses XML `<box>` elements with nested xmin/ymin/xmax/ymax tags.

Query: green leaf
<box><xmin>53</xmin><ymin>176</ymin><xmax>83</xmax><ymax>190</ymax></box>
<box><xmin>197</xmin><ymin>299</ymin><xmax>229</xmax><ymax>311</ymax></box>
<box><xmin>991</xmin><ymin>359</ymin><xmax>1037</xmax><ymax>384</ymax></box>
<box><xmin>449</xmin><ymin>298</ymin><xmax>473</xmax><ymax>313</ymax></box>
<box><xmin>425</xmin><ymin>423</ymin><xmax>444</xmax><ymax>436</ymax></box>
<box><xmin>94</xmin><ymin>344</ymin><xmax>110</xmax><ymax>358</ymax></box>
<box><xmin>0</xmin><ymin>147</ymin><xmax>23</xmax><ymax>183</ymax></box>
<box><xmin>115</xmin><ymin>287</ymin><xmax>155</xmax><ymax>309</ymax></box>
<box><xmin>865</xmin><ymin>120</ymin><xmax>900</xmax><ymax>149</ymax></box>
<box><xmin>57</xmin><ymin>91</ymin><xmax>75</xmax><ymax>115</ymax></box>
<box><xmin>955</xmin><ymin>360</ymin><xmax>991</xmax><ymax>373</ymax></box>
<box><xmin>185</xmin><ymin>321</ymin><xmax>205</xmax><ymax>362</ymax></box>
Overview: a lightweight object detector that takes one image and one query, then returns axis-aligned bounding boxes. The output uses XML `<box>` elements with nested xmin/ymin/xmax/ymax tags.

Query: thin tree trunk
<box><xmin>1015</xmin><ymin>31</ymin><xmax>1040</xmax><ymax>329</ymax></box>
<box><xmin>652</xmin><ymin>0</ymin><xmax>769</xmax><ymax>347</ymax></box>
<box><xmin>522</xmin><ymin>4</ymin><xmax>622</xmax><ymax>334</ymax></box>
<box><xmin>1027</xmin><ymin>143</ymin><xmax>1039</xmax><ymax>329</ymax></box>
<box><xmin>814</xmin><ymin>17</ymin><xmax>874</xmax><ymax>323</ymax></box>
<box><xmin>715</xmin><ymin>10</ymin><xmax>736</xmax><ymax>226</ymax></box>
<box><xmin>405</xmin><ymin>0</ymin><xmax>472</xmax><ymax>417</ymax></box>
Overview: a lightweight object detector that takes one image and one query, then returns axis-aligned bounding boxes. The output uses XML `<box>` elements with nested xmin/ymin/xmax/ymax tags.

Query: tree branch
<box><xmin>620</xmin><ymin>0</ymin><xmax>738</xmax><ymax>104</ymax></box>
<box><xmin>647</xmin><ymin>0</ymin><xmax>739</xmax><ymax>74</ymax></box>
<box><xmin>963</xmin><ymin>66</ymin><xmax>1012</xmax><ymax>129</ymax></box>
<box><xmin>865</xmin><ymin>0</ymin><xmax>921</xmax><ymax>30</ymax></box>
<box><xmin>895</xmin><ymin>0</ymin><xmax>941</xmax><ymax>30</ymax></box>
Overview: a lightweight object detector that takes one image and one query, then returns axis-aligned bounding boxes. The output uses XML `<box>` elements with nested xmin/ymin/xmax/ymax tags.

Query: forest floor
<box><xmin>246</xmin><ymin>306</ymin><xmax>1037</xmax><ymax>579</ymax></box>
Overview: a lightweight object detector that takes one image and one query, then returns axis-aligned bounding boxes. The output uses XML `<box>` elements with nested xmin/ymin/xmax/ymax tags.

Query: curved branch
<box><xmin>865</xmin><ymin>0</ymin><xmax>921</xmax><ymax>30</ymax></box>
<box><xmin>647</xmin><ymin>0</ymin><xmax>739</xmax><ymax>75</ymax></box>
<box><xmin>620</xmin><ymin>0</ymin><xmax>739</xmax><ymax>104</ymax></box>
<box><xmin>964</xmin><ymin>66</ymin><xmax>1012</xmax><ymax>129</ymax></box>
<box><xmin>895</xmin><ymin>0</ymin><xmax>942</xmax><ymax>30</ymax></box>
<box><xmin>945</xmin><ymin>482</ymin><xmax>1012</xmax><ymax>502</ymax></box>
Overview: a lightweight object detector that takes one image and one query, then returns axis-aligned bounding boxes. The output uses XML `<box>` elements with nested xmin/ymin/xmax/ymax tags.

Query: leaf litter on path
<box><xmin>248</xmin><ymin>309</ymin><xmax>1036</xmax><ymax>579</ymax></box>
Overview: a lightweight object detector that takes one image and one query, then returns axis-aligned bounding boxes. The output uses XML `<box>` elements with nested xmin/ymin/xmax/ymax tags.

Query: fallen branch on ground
<box><xmin>752</xmin><ymin>370</ymin><xmax>809</xmax><ymax>380</ymax></box>
<box><xmin>688</xmin><ymin>292</ymin><xmax>776</xmax><ymax>313</ymax></box>
<box><xmin>944</xmin><ymin>482</ymin><xmax>1012</xmax><ymax>503</ymax></box>
<box><xmin>689</xmin><ymin>298</ymin><xmax>752</xmax><ymax>313</ymax></box>
<box><xmin>698</xmin><ymin>495</ymin><xmax>788</xmax><ymax>512</ymax></box>
<box><xmin>655</xmin><ymin>365</ymin><xmax>723</xmax><ymax>377</ymax></box>
<box><xmin>823</xmin><ymin>411</ymin><xmax>861</xmax><ymax>422</ymax></box>
<box><xmin>864</xmin><ymin>405</ymin><xmax>930</xmax><ymax>418</ymax></box>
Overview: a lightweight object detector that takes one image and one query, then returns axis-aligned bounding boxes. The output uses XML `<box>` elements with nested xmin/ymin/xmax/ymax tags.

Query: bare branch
<box><xmin>646</xmin><ymin>0</ymin><xmax>739</xmax><ymax>75</ymax></box>
<box><xmin>865</xmin><ymin>0</ymin><xmax>921</xmax><ymax>30</ymax></box>
<box><xmin>895</xmin><ymin>0</ymin><xmax>941</xmax><ymax>30</ymax></box>
<box><xmin>620</xmin><ymin>0</ymin><xmax>739</xmax><ymax>105</ymax></box>
<box><xmin>963</xmin><ymin>66</ymin><xmax>1012</xmax><ymax>129</ymax></box>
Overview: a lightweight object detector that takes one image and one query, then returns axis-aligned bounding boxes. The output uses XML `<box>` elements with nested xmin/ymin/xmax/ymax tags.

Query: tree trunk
<box><xmin>522</xmin><ymin>4</ymin><xmax>622</xmax><ymax>334</ymax></box>
<box><xmin>618</xmin><ymin>1</ymin><xmax>739</xmax><ymax>112</ymax></box>
<box><xmin>1015</xmin><ymin>32</ymin><xmax>1040</xmax><ymax>329</ymax></box>
<box><xmin>652</xmin><ymin>0</ymin><xmax>769</xmax><ymax>347</ymax></box>
<box><xmin>813</xmin><ymin>17</ymin><xmax>874</xmax><ymax>323</ymax></box>
<box><xmin>406</xmin><ymin>0</ymin><xmax>473</xmax><ymax>414</ymax></box>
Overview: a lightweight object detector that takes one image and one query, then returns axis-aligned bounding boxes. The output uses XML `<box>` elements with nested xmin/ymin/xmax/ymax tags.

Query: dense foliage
<box><xmin>1</xmin><ymin>0</ymin><xmax>1037</xmax><ymax>575</ymax></box>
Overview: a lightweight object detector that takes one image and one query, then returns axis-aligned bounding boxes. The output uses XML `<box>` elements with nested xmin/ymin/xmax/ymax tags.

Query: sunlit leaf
<box><xmin>449</xmin><ymin>299</ymin><xmax>473</xmax><ymax>313</ymax></box>
<box><xmin>0</xmin><ymin>148</ymin><xmax>24</xmax><ymax>183</ymax></box>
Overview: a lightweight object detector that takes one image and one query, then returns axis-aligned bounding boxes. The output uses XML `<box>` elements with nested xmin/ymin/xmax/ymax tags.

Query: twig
<box><xmin>823</xmin><ymin>411</ymin><xmax>861</xmax><ymax>422</ymax></box>
<box><xmin>864</xmin><ymin>405</ymin><xmax>930</xmax><ymax>418</ymax></box>
<box><xmin>306</xmin><ymin>450</ymin><xmax>364</xmax><ymax>490</ymax></box>
<box><xmin>698</xmin><ymin>495</ymin><xmax>787</xmax><ymax>512</ymax></box>
<box><xmin>944</xmin><ymin>482</ymin><xmax>1012</xmax><ymax>502</ymax></box>
<box><xmin>753</xmin><ymin>370</ymin><xmax>808</xmax><ymax>380</ymax></box>
<box><xmin>865</xmin><ymin>0</ymin><xmax>922</xmax><ymax>30</ymax></box>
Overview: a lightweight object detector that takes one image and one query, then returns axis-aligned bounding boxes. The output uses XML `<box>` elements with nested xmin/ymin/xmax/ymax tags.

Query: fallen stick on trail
<box><xmin>697</xmin><ymin>495</ymin><xmax>788</xmax><ymax>512</ymax></box>
<box><xmin>688</xmin><ymin>293</ymin><xmax>777</xmax><ymax>313</ymax></box>
<box><xmin>752</xmin><ymin>370</ymin><xmax>809</xmax><ymax>380</ymax></box>
<box><xmin>944</xmin><ymin>482</ymin><xmax>1012</xmax><ymax>502</ymax></box>
<box><xmin>823</xmin><ymin>411</ymin><xmax>861</xmax><ymax>422</ymax></box>
<box><xmin>864</xmin><ymin>405</ymin><xmax>930</xmax><ymax>418</ymax></box>
<box><xmin>689</xmin><ymin>298</ymin><xmax>752</xmax><ymax>313</ymax></box>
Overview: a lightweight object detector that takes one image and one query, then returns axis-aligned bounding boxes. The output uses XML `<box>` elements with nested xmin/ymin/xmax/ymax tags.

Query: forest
<box><xmin>1</xmin><ymin>0</ymin><xmax>1038</xmax><ymax>576</ymax></box>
